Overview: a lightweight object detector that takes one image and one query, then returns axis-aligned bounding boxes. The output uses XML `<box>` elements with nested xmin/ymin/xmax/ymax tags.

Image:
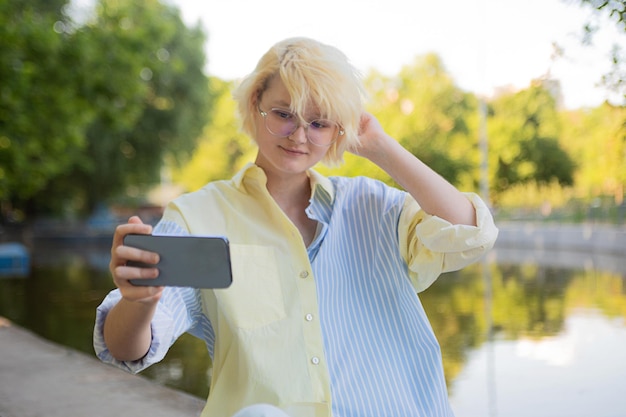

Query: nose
<box><xmin>288</xmin><ymin>125</ymin><xmax>308</xmax><ymax>144</ymax></box>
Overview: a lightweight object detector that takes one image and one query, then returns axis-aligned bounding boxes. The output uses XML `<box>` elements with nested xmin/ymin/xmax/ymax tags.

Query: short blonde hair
<box><xmin>233</xmin><ymin>37</ymin><xmax>366</xmax><ymax>166</ymax></box>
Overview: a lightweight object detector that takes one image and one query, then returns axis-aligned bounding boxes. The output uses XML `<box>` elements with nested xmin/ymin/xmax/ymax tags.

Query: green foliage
<box><xmin>574</xmin><ymin>0</ymin><xmax>626</xmax><ymax>102</ymax></box>
<box><xmin>319</xmin><ymin>55</ymin><xmax>478</xmax><ymax>190</ymax></box>
<box><xmin>0</xmin><ymin>0</ymin><xmax>94</xmax><ymax>210</ymax></box>
<box><xmin>190</xmin><ymin>52</ymin><xmax>619</xmax><ymax>218</ymax></box>
<box><xmin>21</xmin><ymin>0</ymin><xmax>68</xmax><ymax>16</ymax></box>
<box><xmin>2</xmin><ymin>0</ymin><xmax>623</xmax><ymax>222</ymax></box>
<box><xmin>57</xmin><ymin>0</ymin><xmax>211</xmax><ymax>214</ymax></box>
<box><xmin>561</xmin><ymin>102</ymin><xmax>626</xmax><ymax>200</ymax></box>
<box><xmin>578</xmin><ymin>0</ymin><xmax>625</xmax><ymax>30</ymax></box>
<box><xmin>370</xmin><ymin>55</ymin><xmax>477</xmax><ymax>187</ymax></box>
<box><xmin>488</xmin><ymin>81</ymin><xmax>576</xmax><ymax>204</ymax></box>
<box><xmin>171</xmin><ymin>77</ymin><xmax>256</xmax><ymax>191</ymax></box>
<box><xmin>0</xmin><ymin>0</ymin><xmax>211</xmax><ymax>217</ymax></box>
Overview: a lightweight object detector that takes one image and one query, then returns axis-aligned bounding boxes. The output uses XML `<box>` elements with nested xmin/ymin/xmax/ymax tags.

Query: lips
<box><xmin>280</xmin><ymin>146</ymin><xmax>307</xmax><ymax>155</ymax></box>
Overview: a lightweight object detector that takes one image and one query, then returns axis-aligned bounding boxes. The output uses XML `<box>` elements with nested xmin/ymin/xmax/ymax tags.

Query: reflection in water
<box><xmin>450</xmin><ymin>311</ymin><xmax>626</xmax><ymax>417</ymax></box>
<box><xmin>482</xmin><ymin>259</ymin><xmax>497</xmax><ymax>417</ymax></box>
<box><xmin>0</xmin><ymin>240</ymin><xmax>624</xmax><ymax>414</ymax></box>
<box><xmin>441</xmin><ymin>247</ymin><xmax>626</xmax><ymax>417</ymax></box>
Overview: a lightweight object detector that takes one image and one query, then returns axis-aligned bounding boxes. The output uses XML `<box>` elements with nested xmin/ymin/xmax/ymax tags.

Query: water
<box><xmin>0</xmin><ymin>238</ymin><xmax>625</xmax><ymax>416</ymax></box>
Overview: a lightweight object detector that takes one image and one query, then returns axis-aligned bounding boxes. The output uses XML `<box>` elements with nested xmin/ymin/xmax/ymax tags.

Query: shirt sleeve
<box><xmin>92</xmin><ymin>219</ymin><xmax>207</xmax><ymax>373</ymax></box>
<box><xmin>398</xmin><ymin>192</ymin><xmax>499</xmax><ymax>293</ymax></box>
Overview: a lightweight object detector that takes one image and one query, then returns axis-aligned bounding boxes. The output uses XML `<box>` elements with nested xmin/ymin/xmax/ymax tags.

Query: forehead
<box><xmin>262</xmin><ymin>75</ymin><xmax>290</xmax><ymax>104</ymax></box>
<box><xmin>262</xmin><ymin>76</ymin><xmax>320</xmax><ymax>115</ymax></box>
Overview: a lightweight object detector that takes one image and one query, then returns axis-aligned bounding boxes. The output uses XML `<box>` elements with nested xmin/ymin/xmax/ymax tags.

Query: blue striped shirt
<box><xmin>94</xmin><ymin>163</ymin><xmax>498</xmax><ymax>417</ymax></box>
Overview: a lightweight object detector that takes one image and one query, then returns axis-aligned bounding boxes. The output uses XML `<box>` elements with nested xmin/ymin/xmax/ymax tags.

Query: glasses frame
<box><xmin>258</xmin><ymin>105</ymin><xmax>344</xmax><ymax>147</ymax></box>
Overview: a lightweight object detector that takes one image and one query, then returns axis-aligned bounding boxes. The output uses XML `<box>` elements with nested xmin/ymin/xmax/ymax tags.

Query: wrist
<box><xmin>359</xmin><ymin>134</ymin><xmax>399</xmax><ymax>164</ymax></box>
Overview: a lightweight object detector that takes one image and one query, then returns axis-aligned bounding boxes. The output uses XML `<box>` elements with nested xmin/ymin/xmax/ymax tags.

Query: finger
<box><xmin>111</xmin><ymin>220</ymin><xmax>153</xmax><ymax>250</ymax></box>
<box><xmin>112</xmin><ymin>261</ymin><xmax>161</xmax><ymax>293</ymax></box>
<box><xmin>109</xmin><ymin>235</ymin><xmax>159</xmax><ymax>281</ymax></box>
<box><xmin>128</xmin><ymin>215</ymin><xmax>144</xmax><ymax>225</ymax></box>
<box><xmin>115</xmin><ymin>245</ymin><xmax>160</xmax><ymax>266</ymax></box>
<box><xmin>358</xmin><ymin>112</ymin><xmax>372</xmax><ymax>132</ymax></box>
<box><xmin>109</xmin><ymin>250</ymin><xmax>159</xmax><ymax>282</ymax></box>
<box><xmin>113</xmin><ymin>264</ymin><xmax>159</xmax><ymax>282</ymax></box>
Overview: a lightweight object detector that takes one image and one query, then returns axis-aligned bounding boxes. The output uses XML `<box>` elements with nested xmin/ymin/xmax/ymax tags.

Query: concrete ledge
<box><xmin>0</xmin><ymin>325</ymin><xmax>206</xmax><ymax>417</ymax></box>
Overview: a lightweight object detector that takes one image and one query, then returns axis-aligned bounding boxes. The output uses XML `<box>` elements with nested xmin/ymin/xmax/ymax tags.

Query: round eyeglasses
<box><xmin>258</xmin><ymin>105</ymin><xmax>344</xmax><ymax>146</ymax></box>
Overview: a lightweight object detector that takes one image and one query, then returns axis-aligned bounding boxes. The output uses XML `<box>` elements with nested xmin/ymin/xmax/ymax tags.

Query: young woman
<box><xmin>94</xmin><ymin>37</ymin><xmax>498</xmax><ymax>417</ymax></box>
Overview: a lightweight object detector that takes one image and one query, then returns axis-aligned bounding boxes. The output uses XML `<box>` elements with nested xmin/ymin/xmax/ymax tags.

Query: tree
<box><xmin>572</xmin><ymin>0</ymin><xmax>626</xmax><ymax>102</ymax></box>
<box><xmin>0</xmin><ymin>0</ymin><xmax>212</xmax><ymax>217</ymax></box>
<box><xmin>319</xmin><ymin>54</ymin><xmax>479</xmax><ymax>190</ymax></box>
<box><xmin>171</xmin><ymin>77</ymin><xmax>256</xmax><ymax>192</ymax></box>
<box><xmin>49</xmin><ymin>0</ymin><xmax>211</xmax><ymax>214</ymax></box>
<box><xmin>0</xmin><ymin>0</ymin><xmax>94</xmax><ymax>218</ymax></box>
<box><xmin>488</xmin><ymin>81</ymin><xmax>576</xmax><ymax>204</ymax></box>
<box><xmin>375</xmin><ymin>55</ymin><xmax>478</xmax><ymax>187</ymax></box>
<box><xmin>561</xmin><ymin>102</ymin><xmax>626</xmax><ymax>203</ymax></box>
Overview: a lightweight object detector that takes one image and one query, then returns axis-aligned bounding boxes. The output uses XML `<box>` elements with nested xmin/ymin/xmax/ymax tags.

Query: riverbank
<box><xmin>495</xmin><ymin>221</ymin><xmax>626</xmax><ymax>255</ymax></box>
<box><xmin>0</xmin><ymin>324</ymin><xmax>205</xmax><ymax>417</ymax></box>
<box><xmin>492</xmin><ymin>221</ymin><xmax>626</xmax><ymax>274</ymax></box>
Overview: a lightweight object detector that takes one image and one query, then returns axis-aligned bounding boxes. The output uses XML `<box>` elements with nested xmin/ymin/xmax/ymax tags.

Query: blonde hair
<box><xmin>233</xmin><ymin>37</ymin><xmax>366</xmax><ymax>166</ymax></box>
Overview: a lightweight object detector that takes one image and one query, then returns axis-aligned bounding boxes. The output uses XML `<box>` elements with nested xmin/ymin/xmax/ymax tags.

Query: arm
<box><xmin>350</xmin><ymin>112</ymin><xmax>476</xmax><ymax>226</ymax></box>
<box><xmin>103</xmin><ymin>216</ymin><xmax>164</xmax><ymax>361</ymax></box>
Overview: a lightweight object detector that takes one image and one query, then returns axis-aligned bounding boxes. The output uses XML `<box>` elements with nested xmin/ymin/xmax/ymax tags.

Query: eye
<box><xmin>310</xmin><ymin>119</ymin><xmax>332</xmax><ymax>130</ymax></box>
<box><xmin>271</xmin><ymin>109</ymin><xmax>294</xmax><ymax>120</ymax></box>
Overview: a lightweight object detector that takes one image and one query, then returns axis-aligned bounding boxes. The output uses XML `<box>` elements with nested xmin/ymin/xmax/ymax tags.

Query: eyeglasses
<box><xmin>258</xmin><ymin>105</ymin><xmax>344</xmax><ymax>146</ymax></box>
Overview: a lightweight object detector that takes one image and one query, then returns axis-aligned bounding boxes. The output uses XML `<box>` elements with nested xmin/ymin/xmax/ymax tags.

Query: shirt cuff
<box><xmin>93</xmin><ymin>289</ymin><xmax>176</xmax><ymax>374</ymax></box>
<box><xmin>415</xmin><ymin>192</ymin><xmax>498</xmax><ymax>252</ymax></box>
<box><xmin>401</xmin><ymin>192</ymin><xmax>498</xmax><ymax>292</ymax></box>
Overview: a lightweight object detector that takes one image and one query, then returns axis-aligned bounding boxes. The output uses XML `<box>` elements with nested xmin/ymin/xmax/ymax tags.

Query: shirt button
<box><xmin>305</xmin><ymin>313</ymin><xmax>313</xmax><ymax>321</ymax></box>
<box><xmin>299</xmin><ymin>270</ymin><xmax>309</xmax><ymax>279</ymax></box>
<box><xmin>311</xmin><ymin>357</ymin><xmax>320</xmax><ymax>365</ymax></box>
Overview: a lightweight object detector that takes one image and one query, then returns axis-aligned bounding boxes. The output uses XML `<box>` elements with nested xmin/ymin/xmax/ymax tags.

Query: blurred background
<box><xmin>0</xmin><ymin>0</ymin><xmax>625</xmax><ymax>416</ymax></box>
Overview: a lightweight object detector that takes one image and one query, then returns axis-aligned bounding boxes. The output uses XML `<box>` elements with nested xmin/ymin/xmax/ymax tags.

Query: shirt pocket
<box><xmin>214</xmin><ymin>244</ymin><xmax>287</xmax><ymax>329</ymax></box>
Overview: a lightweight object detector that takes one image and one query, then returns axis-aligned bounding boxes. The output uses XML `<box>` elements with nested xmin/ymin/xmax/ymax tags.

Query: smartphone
<box><xmin>124</xmin><ymin>234</ymin><xmax>232</xmax><ymax>289</ymax></box>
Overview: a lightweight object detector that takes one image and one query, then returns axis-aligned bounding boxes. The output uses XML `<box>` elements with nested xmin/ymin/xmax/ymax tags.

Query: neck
<box><xmin>257</xmin><ymin>165</ymin><xmax>318</xmax><ymax>246</ymax></box>
<box><xmin>265</xmin><ymin>171</ymin><xmax>311</xmax><ymax>208</ymax></box>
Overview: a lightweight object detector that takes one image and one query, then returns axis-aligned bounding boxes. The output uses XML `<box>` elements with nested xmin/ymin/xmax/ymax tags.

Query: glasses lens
<box><xmin>306</xmin><ymin>119</ymin><xmax>339</xmax><ymax>146</ymax></box>
<box><xmin>264</xmin><ymin>108</ymin><xmax>340</xmax><ymax>146</ymax></box>
<box><xmin>266</xmin><ymin>109</ymin><xmax>297</xmax><ymax>137</ymax></box>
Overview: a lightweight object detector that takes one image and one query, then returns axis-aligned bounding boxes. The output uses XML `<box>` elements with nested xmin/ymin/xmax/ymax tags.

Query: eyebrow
<box><xmin>266</xmin><ymin>98</ymin><xmax>291</xmax><ymax>109</ymax></box>
<box><xmin>265</xmin><ymin>99</ymin><xmax>324</xmax><ymax>120</ymax></box>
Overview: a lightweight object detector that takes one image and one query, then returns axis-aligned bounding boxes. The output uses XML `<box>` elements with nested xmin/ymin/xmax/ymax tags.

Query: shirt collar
<box><xmin>232</xmin><ymin>162</ymin><xmax>264</xmax><ymax>189</ymax></box>
<box><xmin>308</xmin><ymin>168</ymin><xmax>335</xmax><ymax>204</ymax></box>
<box><xmin>232</xmin><ymin>162</ymin><xmax>335</xmax><ymax>204</ymax></box>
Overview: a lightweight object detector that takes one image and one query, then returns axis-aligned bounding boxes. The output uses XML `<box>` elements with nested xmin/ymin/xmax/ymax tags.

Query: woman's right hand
<box><xmin>109</xmin><ymin>215</ymin><xmax>164</xmax><ymax>304</ymax></box>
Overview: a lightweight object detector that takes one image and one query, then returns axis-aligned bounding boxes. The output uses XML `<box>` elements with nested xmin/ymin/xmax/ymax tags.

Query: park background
<box><xmin>0</xmin><ymin>1</ymin><xmax>625</xmax><ymax>417</ymax></box>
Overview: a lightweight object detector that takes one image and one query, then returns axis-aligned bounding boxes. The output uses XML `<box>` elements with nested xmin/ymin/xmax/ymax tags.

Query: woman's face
<box><xmin>253</xmin><ymin>76</ymin><xmax>332</xmax><ymax>179</ymax></box>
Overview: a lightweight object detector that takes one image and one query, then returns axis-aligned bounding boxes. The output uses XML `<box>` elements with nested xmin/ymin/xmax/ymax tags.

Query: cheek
<box><xmin>312</xmin><ymin>146</ymin><xmax>331</xmax><ymax>161</ymax></box>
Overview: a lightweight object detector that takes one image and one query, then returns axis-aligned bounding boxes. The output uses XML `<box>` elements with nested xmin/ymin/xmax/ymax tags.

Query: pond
<box><xmin>0</xmin><ymin>237</ymin><xmax>625</xmax><ymax>417</ymax></box>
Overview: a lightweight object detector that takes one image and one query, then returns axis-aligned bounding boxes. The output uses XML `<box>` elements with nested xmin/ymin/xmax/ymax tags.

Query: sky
<box><xmin>165</xmin><ymin>0</ymin><xmax>623</xmax><ymax>110</ymax></box>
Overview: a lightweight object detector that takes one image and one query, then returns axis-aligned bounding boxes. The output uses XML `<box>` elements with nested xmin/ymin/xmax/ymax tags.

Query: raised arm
<box><xmin>350</xmin><ymin>112</ymin><xmax>476</xmax><ymax>226</ymax></box>
<box><xmin>103</xmin><ymin>216</ymin><xmax>164</xmax><ymax>361</ymax></box>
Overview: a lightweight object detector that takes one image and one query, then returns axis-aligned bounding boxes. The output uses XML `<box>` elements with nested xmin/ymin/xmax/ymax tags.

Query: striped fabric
<box><xmin>94</xmin><ymin>163</ymin><xmax>497</xmax><ymax>417</ymax></box>
<box><xmin>309</xmin><ymin>177</ymin><xmax>453</xmax><ymax>416</ymax></box>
